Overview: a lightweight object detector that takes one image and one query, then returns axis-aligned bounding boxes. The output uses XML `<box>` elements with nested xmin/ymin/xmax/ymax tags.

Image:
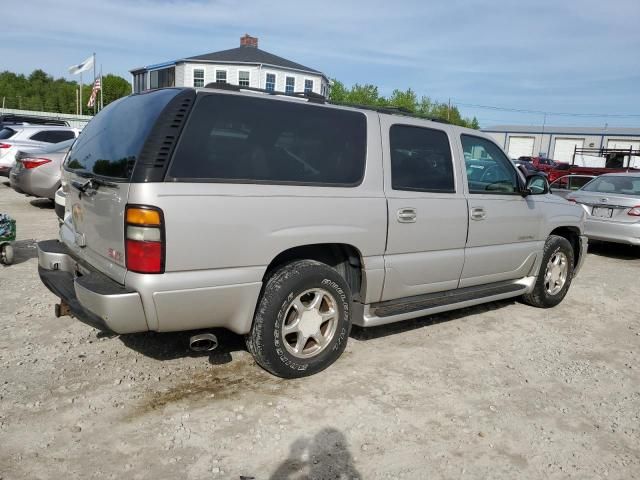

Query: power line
<box><xmin>453</xmin><ymin>101</ymin><xmax>640</xmax><ymax>118</ymax></box>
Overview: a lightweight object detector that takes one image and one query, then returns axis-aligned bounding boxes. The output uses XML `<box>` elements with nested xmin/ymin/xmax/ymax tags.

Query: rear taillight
<box><xmin>628</xmin><ymin>206</ymin><xmax>640</xmax><ymax>217</ymax></box>
<box><xmin>125</xmin><ymin>205</ymin><xmax>164</xmax><ymax>273</ymax></box>
<box><xmin>0</xmin><ymin>143</ymin><xmax>10</xmax><ymax>149</ymax></box>
<box><xmin>566</xmin><ymin>198</ymin><xmax>577</xmax><ymax>203</ymax></box>
<box><xmin>21</xmin><ymin>157</ymin><xmax>52</xmax><ymax>169</ymax></box>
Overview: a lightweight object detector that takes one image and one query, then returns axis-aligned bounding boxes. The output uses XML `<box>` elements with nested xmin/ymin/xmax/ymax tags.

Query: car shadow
<box><xmin>587</xmin><ymin>240</ymin><xmax>640</xmax><ymax>260</ymax></box>
<box><xmin>2</xmin><ymin>238</ymin><xmax>38</xmax><ymax>266</ymax></box>
<box><xmin>350</xmin><ymin>298</ymin><xmax>515</xmax><ymax>341</ymax></box>
<box><xmin>29</xmin><ymin>198</ymin><xmax>54</xmax><ymax>209</ymax></box>
<box><xmin>114</xmin><ymin>328</ymin><xmax>246</xmax><ymax>365</ymax></box>
<box><xmin>111</xmin><ymin>299</ymin><xmax>515</xmax><ymax>364</ymax></box>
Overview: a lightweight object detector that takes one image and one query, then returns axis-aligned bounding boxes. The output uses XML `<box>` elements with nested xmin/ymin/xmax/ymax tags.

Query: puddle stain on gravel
<box><xmin>125</xmin><ymin>357</ymin><xmax>291</xmax><ymax>420</ymax></box>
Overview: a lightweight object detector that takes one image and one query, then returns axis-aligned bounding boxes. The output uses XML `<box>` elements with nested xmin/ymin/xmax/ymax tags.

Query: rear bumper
<box><xmin>585</xmin><ymin>218</ymin><xmax>640</xmax><ymax>246</ymax></box>
<box><xmin>37</xmin><ymin>240</ymin><xmax>148</xmax><ymax>334</ymax></box>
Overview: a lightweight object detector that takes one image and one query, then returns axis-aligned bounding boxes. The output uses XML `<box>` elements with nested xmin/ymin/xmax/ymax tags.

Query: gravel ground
<box><xmin>0</xmin><ymin>181</ymin><xmax>639</xmax><ymax>480</ymax></box>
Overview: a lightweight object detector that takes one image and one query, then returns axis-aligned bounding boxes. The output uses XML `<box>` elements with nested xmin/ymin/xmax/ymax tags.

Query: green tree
<box><xmin>0</xmin><ymin>69</ymin><xmax>130</xmax><ymax>115</ymax></box>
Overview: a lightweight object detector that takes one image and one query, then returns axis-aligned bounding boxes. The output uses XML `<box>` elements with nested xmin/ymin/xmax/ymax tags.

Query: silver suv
<box><xmin>37</xmin><ymin>87</ymin><xmax>587</xmax><ymax>378</ymax></box>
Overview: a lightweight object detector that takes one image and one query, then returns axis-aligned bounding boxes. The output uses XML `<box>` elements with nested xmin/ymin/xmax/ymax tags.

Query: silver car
<box><xmin>567</xmin><ymin>173</ymin><xmax>640</xmax><ymax>245</ymax></box>
<box><xmin>9</xmin><ymin>139</ymin><xmax>74</xmax><ymax>200</ymax></box>
<box><xmin>0</xmin><ymin>126</ymin><xmax>79</xmax><ymax>176</ymax></box>
<box><xmin>36</xmin><ymin>86</ymin><xmax>587</xmax><ymax>378</ymax></box>
<box><xmin>549</xmin><ymin>174</ymin><xmax>596</xmax><ymax>199</ymax></box>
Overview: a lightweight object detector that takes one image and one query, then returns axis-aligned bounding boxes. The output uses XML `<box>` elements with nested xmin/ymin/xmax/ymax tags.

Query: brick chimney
<box><xmin>240</xmin><ymin>34</ymin><xmax>258</xmax><ymax>48</ymax></box>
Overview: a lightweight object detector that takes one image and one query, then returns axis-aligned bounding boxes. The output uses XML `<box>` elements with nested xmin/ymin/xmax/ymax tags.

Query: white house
<box><xmin>130</xmin><ymin>34</ymin><xmax>329</xmax><ymax>97</ymax></box>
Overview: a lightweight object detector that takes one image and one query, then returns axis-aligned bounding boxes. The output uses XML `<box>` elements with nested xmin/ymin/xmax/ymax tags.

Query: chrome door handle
<box><xmin>397</xmin><ymin>207</ymin><xmax>417</xmax><ymax>223</ymax></box>
<box><xmin>470</xmin><ymin>207</ymin><xmax>486</xmax><ymax>220</ymax></box>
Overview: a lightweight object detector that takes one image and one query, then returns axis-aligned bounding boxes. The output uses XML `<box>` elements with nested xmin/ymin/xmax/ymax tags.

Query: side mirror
<box><xmin>523</xmin><ymin>174</ymin><xmax>549</xmax><ymax>196</ymax></box>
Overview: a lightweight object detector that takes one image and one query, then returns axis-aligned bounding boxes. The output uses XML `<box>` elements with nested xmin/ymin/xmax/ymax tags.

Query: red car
<box><xmin>518</xmin><ymin>156</ymin><xmax>567</xmax><ymax>173</ymax></box>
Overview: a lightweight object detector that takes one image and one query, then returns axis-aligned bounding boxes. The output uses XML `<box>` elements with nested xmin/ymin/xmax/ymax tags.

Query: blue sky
<box><xmin>2</xmin><ymin>0</ymin><xmax>639</xmax><ymax>128</ymax></box>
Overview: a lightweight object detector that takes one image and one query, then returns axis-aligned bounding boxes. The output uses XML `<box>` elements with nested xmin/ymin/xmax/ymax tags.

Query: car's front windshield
<box><xmin>581</xmin><ymin>175</ymin><xmax>640</xmax><ymax>195</ymax></box>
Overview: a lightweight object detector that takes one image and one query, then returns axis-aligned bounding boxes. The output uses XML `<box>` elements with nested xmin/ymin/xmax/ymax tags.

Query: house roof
<box><xmin>182</xmin><ymin>46</ymin><xmax>324</xmax><ymax>76</ymax></box>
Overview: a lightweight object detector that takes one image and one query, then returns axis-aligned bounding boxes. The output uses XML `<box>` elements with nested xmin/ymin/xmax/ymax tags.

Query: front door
<box><xmin>459</xmin><ymin>134</ymin><xmax>544</xmax><ymax>288</ymax></box>
<box><xmin>381</xmin><ymin>119</ymin><xmax>468</xmax><ymax>302</ymax></box>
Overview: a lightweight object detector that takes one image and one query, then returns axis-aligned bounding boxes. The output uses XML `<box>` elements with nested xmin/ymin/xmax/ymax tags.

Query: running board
<box><xmin>355</xmin><ymin>278</ymin><xmax>534</xmax><ymax>328</ymax></box>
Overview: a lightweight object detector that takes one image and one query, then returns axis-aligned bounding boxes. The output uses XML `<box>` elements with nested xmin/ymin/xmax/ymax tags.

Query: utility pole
<box><xmin>447</xmin><ymin>98</ymin><xmax>451</xmax><ymax>121</ymax></box>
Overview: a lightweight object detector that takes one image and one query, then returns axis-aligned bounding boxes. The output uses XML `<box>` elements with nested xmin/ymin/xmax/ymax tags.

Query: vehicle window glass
<box><xmin>389</xmin><ymin>125</ymin><xmax>455</xmax><ymax>193</ymax></box>
<box><xmin>569</xmin><ymin>176</ymin><xmax>593</xmax><ymax>190</ymax></box>
<box><xmin>551</xmin><ymin>177</ymin><xmax>569</xmax><ymax>190</ymax></box>
<box><xmin>169</xmin><ymin>94</ymin><xmax>367</xmax><ymax>186</ymax></box>
<box><xmin>0</xmin><ymin>127</ymin><xmax>16</xmax><ymax>139</ymax></box>
<box><xmin>29</xmin><ymin>131</ymin><xmax>54</xmax><ymax>142</ymax></box>
<box><xmin>582</xmin><ymin>176</ymin><xmax>640</xmax><ymax>195</ymax></box>
<box><xmin>65</xmin><ymin>89</ymin><xmax>179</xmax><ymax>179</ymax></box>
<box><xmin>462</xmin><ymin>134</ymin><xmax>519</xmax><ymax>194</ymax></box>
<box><xmin>30</xmin><ymin>130</ymin><xmax>73</xmax><ymax>143</ymax></box>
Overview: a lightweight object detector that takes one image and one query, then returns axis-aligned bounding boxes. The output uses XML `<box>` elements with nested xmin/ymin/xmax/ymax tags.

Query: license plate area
<box><xmin>592</xmin><ymin>206</ymin><xmax>613</xmax><ymax>218</ymax></box>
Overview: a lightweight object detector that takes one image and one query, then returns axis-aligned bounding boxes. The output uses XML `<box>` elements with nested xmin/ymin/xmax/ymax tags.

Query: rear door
<box><xmin>62</xmin><ymin>88</ymin><xmax>181</xmax><ymax>284</ymax></box>
<box><xmin>381</xmin><ymin>118</ymin><xmax>468</xmax><ymax>301</ymax></box>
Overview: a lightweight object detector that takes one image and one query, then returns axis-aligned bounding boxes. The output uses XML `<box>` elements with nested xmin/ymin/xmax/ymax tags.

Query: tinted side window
<box><xmin>65</xmin><ymin>89</ymin><xmax>179</xmax><ymax>179</ymax></box>
<box><xmin>390</xmin><ymin>125</ymin><xmax>455</xmax><ymax>193</ymax></box>
<box><xmin>31</xmin><ymin>130</ymin><xmax>75</xmax><ymax>143</ymax></box>
<box><xmin>169</xmin><ymin>94</ymin><xmax>367</xmax><ymax>186</ymax></box>
<box><xmin>0</xmin><ymin>127</ymin><xmax>16</xmax><ymax>139</ymax></box>
<box><xmin>462</xmin><ymin>135</ymin><xmax>520</xmax><ymax>194</ymax></box>
<box><xmin>30</xmin><ymin>131</ymin><xmax>54</xmax><ymax>142</ymax></box>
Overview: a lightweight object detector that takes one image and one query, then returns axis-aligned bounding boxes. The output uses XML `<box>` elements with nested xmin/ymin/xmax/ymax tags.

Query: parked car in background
<box><xmin>518</xmin><ymin>156</ymin><xmax>566</xmax><ymax>173</ymax></box>
<box><xmin>0</xmin><ymin>113</ymin><xmax>69</xmax><ymax>128</ymax></box>
<box><xmin>37</xmin><ymin>86</ymin><xmax>587</xmax><ymax>378</ymax></box>
<box><xmin>513</xmin><ymin>159</ymin><xmax>548</xmax><ymax>178</ymax></box>
<box><xmin>549</xmin><ymin>174</ymin><xmax>596</xmax><ymax>199</ymax></box>
<box><xmin>567</xmin><ymin>173</ymin><xmax>640</xmax><ymax>246</ymax></box>
<box><xmin>0</xmin><ymin>126</ymin><xmax>80</xmax><ymax>176</ymax></box>
<box><xmin>9</xmin><ymin>138</ymin><xmax>74</xmax><ymax>200</ymax></box>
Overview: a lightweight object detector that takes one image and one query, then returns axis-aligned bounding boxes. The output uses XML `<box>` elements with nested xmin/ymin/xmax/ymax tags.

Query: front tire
<box><xmin>521</xmin><ymin>235</ymin><xmax>574</xmax><ymax>308</ymax></box>
<box><xmin>247</xmin><ymin>260</ymin><xmax>352</xmax><ymax>378</ymax></box>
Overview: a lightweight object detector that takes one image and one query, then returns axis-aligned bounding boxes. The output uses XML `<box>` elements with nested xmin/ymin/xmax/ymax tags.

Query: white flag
<box><xmin>68</xmin><ymin>55</ymin><xmax>94</xmax><ymax>75</ymax></box>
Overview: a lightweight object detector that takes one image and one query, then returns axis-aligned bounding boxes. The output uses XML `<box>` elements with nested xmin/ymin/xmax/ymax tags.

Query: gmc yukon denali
<box><xmin>37</xmin><ymin>86</ymin><xmax>588</xmax><ymax>378</ymax></box>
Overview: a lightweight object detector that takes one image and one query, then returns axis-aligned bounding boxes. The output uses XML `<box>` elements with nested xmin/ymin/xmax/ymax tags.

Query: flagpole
<box><xmin>93</xmin><ymin>52</ymin><xmax>96</xmax><ymax>115</ymax></box>
<box><xmin>80</xmin><ymin>72</ymin><xmax>83</xmax><ymax>115</ymax></box>
<box><xmin>100</xmin><ymin>65</ymin><xmax>104</xmax><ymax>111</ymax></box>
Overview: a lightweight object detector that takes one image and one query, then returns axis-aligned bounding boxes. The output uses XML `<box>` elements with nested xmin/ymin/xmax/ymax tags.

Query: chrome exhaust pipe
<box><xmin>189</xmin><ymin>333</ymin><xmax>218</xmax><ymax>352</ymax></box>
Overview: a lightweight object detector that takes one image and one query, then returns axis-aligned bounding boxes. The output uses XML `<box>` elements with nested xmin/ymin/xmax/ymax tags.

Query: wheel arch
<box><xmin>263</xmin><ymin>243</ymin><xmax>364</xmax><ymax>301</ymax></box>
<box><xmin>549</xmin><ymin>226</ymin><xmax>581</xmax><ymax>268</ymax></box>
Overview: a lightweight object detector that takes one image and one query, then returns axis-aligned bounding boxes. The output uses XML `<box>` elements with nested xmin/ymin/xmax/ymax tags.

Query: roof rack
<box><xmin>203</xmin><ymin>82</ymin><xmax>326</xmax><ymax>103</ymax></box>
<box><xmin>325</xmin><ymin>102</ymin><xmax>450</xmax><ymax>124</ymax></box>
<box><xmin>201</xmin><ymin>83</ymin><xmax>450</xmax><ymax>123</ymax></box>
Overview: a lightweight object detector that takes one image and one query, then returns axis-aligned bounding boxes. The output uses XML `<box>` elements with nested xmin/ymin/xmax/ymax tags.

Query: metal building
<box><xmin>482</xmin><ymin>125</ymin><xmax>640</xmax><ymax>162</ymax></box>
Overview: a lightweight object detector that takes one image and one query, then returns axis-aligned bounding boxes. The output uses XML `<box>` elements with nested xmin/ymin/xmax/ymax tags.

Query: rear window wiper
<box><xmin>71</xmin><ymin>174</ymin><xmax>118</xmax><ymax>193</ymax></box>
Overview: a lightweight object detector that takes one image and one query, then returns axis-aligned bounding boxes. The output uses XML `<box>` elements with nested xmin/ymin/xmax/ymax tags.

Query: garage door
<box><xmin>507</xmin><ymin>136</ymin><xmax>535</xmax><ymax>159</ymax></box>
<box><xmin>607</xmin><ymin>139</ymin><xmax>640</xmax><ymax>167</ymax></box>
<box><xmin>553</xmin><ymin>138</ymin><xmax>584</xmax><ymax>162</ymax></box>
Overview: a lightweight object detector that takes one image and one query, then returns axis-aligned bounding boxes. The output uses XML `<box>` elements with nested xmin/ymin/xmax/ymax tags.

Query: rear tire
<box><xmin>246</xmin><ymin>260</ymin><xmax>352</xmax><ymax>378</ymax></box>
<box><xmin>0</xmin><ymin>244</ymin><xmax>13</xmax><ymax>265</ymax></box>
<box><xmin>521</xmin><ymin>235</ymin><xmax>574</xmax><ymax>308</ymax></box>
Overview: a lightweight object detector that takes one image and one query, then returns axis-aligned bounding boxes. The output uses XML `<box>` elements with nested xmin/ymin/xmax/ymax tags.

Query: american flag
<box><xmin>87</xmin><ymin>78</ymin><xmax>101</xmax><ymax>108</ymax></box>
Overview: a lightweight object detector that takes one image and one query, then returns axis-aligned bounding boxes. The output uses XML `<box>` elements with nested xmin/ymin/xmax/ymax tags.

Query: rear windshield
<box><xmin>581</xmin><ymin>175</ymin><xmax>640</xmax><ymax>195</ymax></box>
<box><xmin>0</xmin><ymin>127</ymin><xmax>16</xmax><ymax>140</ymax></box>
<box><xmin>65</xmin><ymin>89</ymin><xmax>179</xmax><ymax>179</ymax></box>
<box><xmin>168</xmin><ymin>94</ymin><xmax>367</xmax><ymax>186</ymax></box>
